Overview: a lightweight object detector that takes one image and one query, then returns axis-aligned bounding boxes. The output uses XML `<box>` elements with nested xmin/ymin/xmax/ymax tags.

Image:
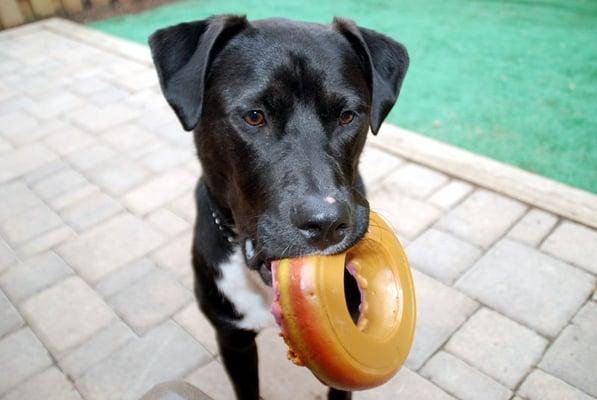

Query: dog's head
<box><xmin>149</xmin><ymin>16</ymin><xmax>408</xmax><ymax>272</ymax></box>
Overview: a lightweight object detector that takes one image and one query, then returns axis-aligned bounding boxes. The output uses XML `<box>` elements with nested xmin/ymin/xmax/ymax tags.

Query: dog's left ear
<box><xmin>334</xmin><ymin>18</ymin><xmax>409</xmax><ymax>135</ymax></box>
<box><xmin>148</xmin><ymin>15</ymin><xmax>248</xmax><ymax>131</ymax></box>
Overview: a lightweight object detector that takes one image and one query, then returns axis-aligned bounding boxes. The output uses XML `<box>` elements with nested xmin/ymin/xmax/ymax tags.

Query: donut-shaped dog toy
<box><xmin>271</xmin><ymin>212</ymin><xmax>416</xmax><ymax>391</ymax></box>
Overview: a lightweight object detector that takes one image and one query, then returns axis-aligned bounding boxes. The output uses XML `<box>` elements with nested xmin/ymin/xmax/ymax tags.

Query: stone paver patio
<box><xmin>0</xmin><ymin>18</ymin><xmax>596</xmax><ymax>400</ymax></box>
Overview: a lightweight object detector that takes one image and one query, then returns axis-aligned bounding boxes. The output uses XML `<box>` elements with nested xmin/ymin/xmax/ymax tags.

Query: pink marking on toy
<box><xmin>324</xmin><ymin>196</ymin><xmax>336</xmax><ymax>204</ymax></box>
<box><xmin>271</xmin><ymin>262</ymin><xmax>283</xmax><ymax>326</ymax></box>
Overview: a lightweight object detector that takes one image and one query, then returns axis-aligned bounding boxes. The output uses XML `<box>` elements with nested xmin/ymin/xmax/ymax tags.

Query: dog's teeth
<box><xmin>244</xmin><ymin>238</ymin><xmax>254</xmax><ymax>259</ymax></box>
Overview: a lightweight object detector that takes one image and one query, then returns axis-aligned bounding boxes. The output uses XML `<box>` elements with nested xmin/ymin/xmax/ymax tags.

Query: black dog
<box><xmin>148</xmin><ymin>15</ymin><xmax>408</xmax><ymax>400</ymax></box>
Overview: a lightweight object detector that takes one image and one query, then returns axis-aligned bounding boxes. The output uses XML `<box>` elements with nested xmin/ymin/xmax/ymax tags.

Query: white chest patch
<box><xmin>216</xmin><ymin>248</ymin><xmax>275</xmax><ymax>331</ymax></box>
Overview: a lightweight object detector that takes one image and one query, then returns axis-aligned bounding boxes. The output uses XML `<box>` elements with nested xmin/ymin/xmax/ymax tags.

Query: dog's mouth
<box><xmin>242</xmin><ymin>238</ymin><xmax>274</xmax><ymax>286</ymax></box>
<box><xmin>241</xmin><ymin>230</ymin><xmax>367</xmax><ymax>287</ymax></box>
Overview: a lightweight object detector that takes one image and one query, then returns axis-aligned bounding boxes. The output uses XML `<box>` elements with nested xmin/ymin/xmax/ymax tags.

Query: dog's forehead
<box><xmin>209</xmin><ymin>20</ymin><xmax>364</xmax><ymax>102</ymax></box>
<box><xmin>248</xmin><ymin>18</ymin><xmax>350</xmax><ymax>56</ymax></box>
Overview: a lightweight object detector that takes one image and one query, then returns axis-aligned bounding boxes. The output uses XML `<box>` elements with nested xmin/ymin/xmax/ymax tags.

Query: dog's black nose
<box><xmin>291</xmin><ymin>195</ymin><xmax>351</xmax><ymax>249</ymax></box>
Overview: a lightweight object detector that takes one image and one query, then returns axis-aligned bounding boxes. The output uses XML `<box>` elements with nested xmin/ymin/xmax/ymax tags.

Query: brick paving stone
<box><xmin>0</xmin><ymin>328</ymin><xmax>53</xmax><ymax>394</ymax></box>
<box><xmin>0</xmin><ymin>181</ymin><xmax>44</xmax><ymax>222</ymax></box>
<box><xmin>0</xmin><ymin>251</ymin><xmax>72</xmax><ymax>304</ymax></box>
<box><xmin>111</xmin><ymin>68</ymin><xmax>159</xmax><ymax>92</ymax></box>
<box><xmin>0</xmin><ymin>136</ymin><xmax>11</xmax><ymax>153</ymax></box>
<box><xmin>541</xmin><ymin>221</ymin><xmax>597</xmax><ymax>274</ymax></box>
<box><xmin>100</xmin><ymin>122</ymin><xmax>155</xmax><ymax>152</ymax></box>
<box><xmin>30</xmin><ymin>90</ymin><xmax>83</xmax><ymax>120</ymax></box>
<box><xmin>76</xmin><ymin>320</ymin><xmax>211</xmax><ymax>400</ymax></box>
<box><xmin>174</xmin><ymin>303</ymin><xmax>218</xmax><ymax>355</ymax></box>
<box><xmin>95</xmin><ymin>257</ymin><xmax>155</xmax><ymax>299</ymax></box>
<box><xmin>0</xmin><ymin>110</ymin><xmax>39</xmax><ymax>142</ymax></box>
<box><xmin>382</xmin><ymin>163</ymin><xmax>449</xmax><ymax>199</ymax></box>
<box><xmin>0</xmin><ymin>94</ymin><xmax>34</xmax><ymax>117</ymax></box>
<box><xmin>123</xmin><ymin>168</ymin><xmax>196</xmax><ymax>215</ymax></box>
<box><xmin>103</xmin><ymin>58</ymin><xmax>146</xmax><ymax>78</ymax></box>
<box><xmin>2</xmin><ymin>366</ymin><xmax>83</xmax><ymax>400</ymax></box>
<box><xmin>355</xmin><ymin>367</ymin><xmax>456</xmax><ymax>400</ymax></box>
<box><xmin>32</xmin><ymin>167</ymin><xmax>88</xmax><ymax>202</ymax></box>
<box><xmin>154</xmin><ymin>121</ymin><xmax>195</xmax><ymax>148</ymax></box>
<box><xmin>0</xmin><ymin>65</ymin><xmax>15</xmax><ymax>81</ymax></box>
<box><xmin>146</xmin><ymin>208</ymin><xmax>190</xmax><ymax>236</ymax></box>
<box><xmin>370</xmin><ymin>185</ymin><xmax>442</xmax><ymax>240</ymax></box>
<box><xmin>539</xmin><ymin>301</ymin><xmax>597</xmax><ymax>397</ymax></box>
<box><xmin>52</xmin><ymin>183</ymin><xmax>100</xmax><ymax>210</ymax></box>
<box><xmin>0</xmin><ymin>81</ymin><xmax>13</xmax><ymax>100</ymax></box>
<box><xmin>136</xmin><ymin>108</ymin><xmax>180</xmax><ymax>134</ymax></box>
<box><xmin>59</xmin><ymin>320</ymin><xmax>136</xmax><ymax>378</ymax></box>
<box><xmin>44</xmin><ymin>124</ymin><xmax>94</xmax><ymax>156</ymax></box>
<box><xmin>87</xmin><ymin>156</ymin><xmax>150</xmax><ymax>195</ymax></box>
<box><xmin>127</xmin><ymin>137</ymin><xmax>166</xmax><ymax>160</ymax></box>
<box><xmin>109</xmin><ymin>268</ymin><xmax>192</xmax><ymax>334</ymax></box>
<box><xmin>518</xmin><ymin>369</ymin><xmax>595</xmax><ymax>400</ymax></box>
<box><xmin>436</xmin><ymin>189</ymin><xmax>527</xmax><ymax>249</ymax></box>
<box><xmin>21</xmin><ymin>276</ymin><xmax>115</xmax><ymax>357</ymax></box>
<box><xmin>456</xmin><ymin>239</ymin><xmax>594</xmax><ymax>337</ymax></box>
<box><xmin>10</xmin><ymin>120</ymin><xmax>67</xmax><ymax>148</ymax></box>
<box><xmin>507</xmin><ymin>208</ymin><xmax>558</xmax><ymax>247</ymax></box>
<box><xmin>406</xmin><ymin>228</ymin><xmax>482</xmax><ymax>285</ymax></box>
<box><xmin>181</xmin><ymin>274</ymin><xmax>195</xmax><ymax>291</ymax></box>
<box><xmin>446</xmin><ymin>308</ymin><xmax>548</xmax><ymax>388</ymax></box>
<box><xmin>358</xmin><ymin>146</ymin><xmax>404</xmax><ymax>188</ymax></box>
<box><xmin>0</xmin><ymin>237</ymin><xmax>16</xmax><ymax>274</ymax></box>
<box><xmin>1</xmin><ymin>204</ymin><xmax>63</xmax><ymax>245</ymax></box>
<box><xmin>152</xmin><ymin>232</ymin><xmax>193</xmax><ymax>278</ymax></box>
<box><xmin>428</xmin><ymin>180</ymin><xmax>474</xmax><ymax>210</ymax></box>
<box><xmin>68</xmin><ymin>76</ymin><xmax>110</xmax><ymax>96</ymax></box>
<box><xmin>22</xmin><ymin>158</ymin><xmax>70</xmax><ymax>186</ymax></box>
<box><xmin>0</xmin><ymin>142</ymin><xmax>57</xmax><ymax>182</ymax></box>
<box><xmin>124</xmin><ymin>91</ymin><xmax>164</xmax><ymax>115</ymax></box>
<box><xmin>60</xmin><ymin>192</ymin><xmax>123</xmax><ymax>232</ymax></box>
<box><xmin>68</xmin><ymin>103</ymin><xmax>139</xmax><ymax>133</ymax></box>
<box><xmin>406</xmin><ymin>270</ymin><xmax>478</xmax><ymax>370</ymax></box>
<box><xmin>140</xmin><ymin>145</ymin><xmax>194</xmax><ymax>173</ymax></box>
<box><xmin>14</xmin><ymin>225</ymin><xmax>75</xmax><ymax>257</ymax></box>
<box><xmin>257</xmin><ymin>328</ymin><xmax>328</xmax><ymax>400</ymax></box>
<box><xmin>420</xmin><ymin>351</ymin><xmax>512</xmax><ymax>400</ymax></box>
<box><xmin>89</xmin><ymin>85</ymin><xmax>130</xmax><ymax>105</ymax></box>
<box><xmin>65</xmin><ymin>143</ymin><xmax>116</xmax><ymax>171</ymax></box>
<box><xmin>0</xmin><ymin>290</ymin><xmax>23</xmax><ymax>338</ymax></box>
<box><xmin>185</xmin><ymin>360</ymin><xmax>235</xmax><ymax>400</ymax></box>
<box><xmin>168</xmin><ymin>191</ymin><xmax>196</xmax><ymax>222</ymax></box>
<box><xmin>58</xmin><ymin>213</ymin><xmax>164</xmax><ymax>282</ymax></box>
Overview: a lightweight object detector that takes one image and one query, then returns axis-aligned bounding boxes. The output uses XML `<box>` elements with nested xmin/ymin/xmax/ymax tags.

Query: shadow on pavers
<box><xmin>140</xmin><ymin>381</ymin><xmax>214</xmax><ymax>400</ymax></box>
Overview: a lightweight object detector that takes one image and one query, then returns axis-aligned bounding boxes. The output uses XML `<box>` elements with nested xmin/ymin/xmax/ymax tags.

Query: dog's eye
<box><xmin>243</xmin><ymin>110</ymin><xmax>266</xmax><ymax>127</ymax></box>
<box><xmin>338</xmin><ymin>111</ymin><xmax>355</xmax><ymax>126</ymax></box>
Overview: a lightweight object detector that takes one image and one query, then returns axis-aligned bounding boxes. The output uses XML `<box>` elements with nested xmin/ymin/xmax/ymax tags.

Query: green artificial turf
<box><xmin>90</xmin><ymin>0</ymin><xmax>597</xmax><ymax>193</ymax></box>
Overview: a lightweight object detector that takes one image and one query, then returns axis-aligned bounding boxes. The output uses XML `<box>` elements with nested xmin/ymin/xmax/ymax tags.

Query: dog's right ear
<box><xmin>148</xmin><ymin>15</ymin><xmax>248</xmax><ymax>131</ymax></box>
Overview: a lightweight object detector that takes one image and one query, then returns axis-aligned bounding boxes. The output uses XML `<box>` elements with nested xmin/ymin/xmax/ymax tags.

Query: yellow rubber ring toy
<box><xmin>271</xmin><ymin>211</ymin><xmax>416</xmax><ymax>391</ymax></box>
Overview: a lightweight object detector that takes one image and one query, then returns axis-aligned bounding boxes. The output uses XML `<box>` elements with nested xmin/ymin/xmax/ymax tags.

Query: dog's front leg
<box><xmin>217</xmin><ymin>328</ymin><xmax>259</xmax><ymax>400</ymax></box>
<box><xmin>328</xmin><ymin>387</ymin><xmax>352</xmax><ymax>400</ymax></box>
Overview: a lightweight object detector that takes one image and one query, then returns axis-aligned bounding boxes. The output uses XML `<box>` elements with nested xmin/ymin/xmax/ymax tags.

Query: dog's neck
<box><xmin>204</xmin><ymin>186</ymin><xmax>238</xmax><ymax>244</ymax></box>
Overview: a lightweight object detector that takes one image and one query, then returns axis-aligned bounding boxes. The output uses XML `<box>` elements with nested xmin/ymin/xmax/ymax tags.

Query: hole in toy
<box><xmin>344</xmin><ymin>260</ymin><xmax>365</xmax><ymax>327</ymax></box>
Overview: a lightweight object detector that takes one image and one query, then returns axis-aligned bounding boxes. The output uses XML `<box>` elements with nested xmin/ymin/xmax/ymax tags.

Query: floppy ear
<box><xmin>148</xmin><ymin>15</ymin><xmax>248</xmax><ymax>131</ymax></box>
<box><xmin>334</xmin><ymin>18</ymin><xmax>409</xmax><ymax>135</ymax></box>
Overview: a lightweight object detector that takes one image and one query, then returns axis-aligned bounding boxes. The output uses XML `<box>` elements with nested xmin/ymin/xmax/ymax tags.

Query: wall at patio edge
<box><xmin>0</xmin><ymin>0</ymin><xmax>110</xmax><ymax>29</ymax></box>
